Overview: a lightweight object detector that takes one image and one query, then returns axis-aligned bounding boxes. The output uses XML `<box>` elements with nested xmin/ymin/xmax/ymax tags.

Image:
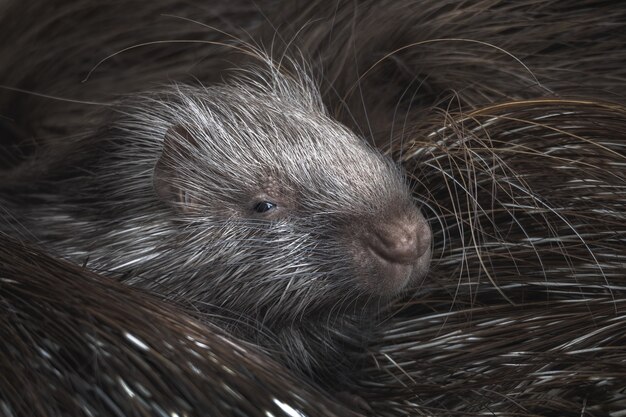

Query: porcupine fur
<box><xmin>262</xmin><ymin>0</ymin><xmax>626</xmax><ymax>147</ymax></box>
<box><xmin>359</xmin><ymin>100</ymin><xmax>626</xmax><ymax>416</ymax></box>
<box><xmin>0</xmin><ymin>0</ymin><xmax>259</xmax><ymax>169</ymax></box>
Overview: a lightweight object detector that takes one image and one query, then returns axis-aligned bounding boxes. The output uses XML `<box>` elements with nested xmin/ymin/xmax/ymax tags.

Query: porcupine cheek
<box><xmin>352</xmin><ymin>210</ymin><xmax>432</xmax><ymax>297</ymax></box>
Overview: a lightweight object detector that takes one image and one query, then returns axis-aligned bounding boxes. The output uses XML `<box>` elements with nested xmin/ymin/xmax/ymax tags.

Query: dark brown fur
<box><xmin>261</xmin><ymin>0</ymin><xmax>626</xmax><ymax>147</ymax></box>
<box><xmin>0</xmin><ymin>0</ymin><xmax>257</xmax><ymax>169</ymax></box>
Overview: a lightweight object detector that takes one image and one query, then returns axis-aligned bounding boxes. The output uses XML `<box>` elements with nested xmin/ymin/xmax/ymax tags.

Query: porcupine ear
<box><xmin>153</xmin><ymin>125</ymin><xmax>200</xmax><ymax>213</ymax></box>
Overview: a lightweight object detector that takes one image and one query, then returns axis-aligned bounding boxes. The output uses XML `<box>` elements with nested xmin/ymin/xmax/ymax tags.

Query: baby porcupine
<box><xmin>0</xmin><ymin>61</ymin><xmax>432</xmax><ymax>381</ymax></box>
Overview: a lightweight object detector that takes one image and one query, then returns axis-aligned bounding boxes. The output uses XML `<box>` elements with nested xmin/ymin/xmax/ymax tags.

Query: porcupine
<box><xmin>0</xmin><ymin>234</ymin><xmax>361</xmax><ymax>417</ymax></box>
<box><xmin>0</xmin><ymin>0</ymin><xmax>432</xmax><ymax>388</ymax></box>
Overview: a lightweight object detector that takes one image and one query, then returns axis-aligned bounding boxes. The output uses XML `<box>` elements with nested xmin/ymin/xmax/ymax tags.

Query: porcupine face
<box><xmin>134</xmin><ymin>67</ymin><xmax>432</xmax><ymax>325</ymax></box>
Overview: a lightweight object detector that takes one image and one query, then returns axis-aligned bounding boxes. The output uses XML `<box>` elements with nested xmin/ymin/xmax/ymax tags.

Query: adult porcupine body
<box><xmin>261</xmin><ymin>0</ymin><xmax>626</xmax><ymax>147</ymax></box>
<box><xmin>0</xmin><ymin>0</ymin><xmax>432</xmax><ymax>387</ymax></box>
<box><xmin>0</xmin><ymin>235</ymin><xmax>361</xmax><ymax>417</ymax></box>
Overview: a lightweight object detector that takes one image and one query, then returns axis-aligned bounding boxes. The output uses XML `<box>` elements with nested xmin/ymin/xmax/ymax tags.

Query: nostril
<box><xmin>416</xmin><ymin>219</ymin><xmax>432</xmax><ymax>258</ymax></box>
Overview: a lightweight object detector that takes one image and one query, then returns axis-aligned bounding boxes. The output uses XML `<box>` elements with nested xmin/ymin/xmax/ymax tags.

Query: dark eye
<box><xmin>253</xmin><ymin>201</ymin><xmax>277</xmax><ymax>213</ymax></box>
